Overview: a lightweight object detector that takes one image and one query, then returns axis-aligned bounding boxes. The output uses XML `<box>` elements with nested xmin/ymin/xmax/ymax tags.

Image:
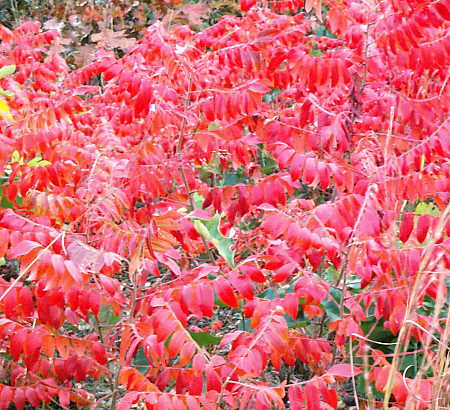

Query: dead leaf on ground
<box><xmin>72</xmin><ymin>44</ymin><xmax>97</xmax><ymax>67</ymax></box>
<box><xmin>43</xmin><ymin>18</ymin><xmax>65</xmax><ymax>32</ymax></box>
<box><xmin>91</xmin><ymin>29</ymin><xmax>137</xmax><ymax>50</ymax></box>
<box><xmin>178</xmin><ymin>2</ymin><xmax>209</xmax><ymax>26</ymax></box>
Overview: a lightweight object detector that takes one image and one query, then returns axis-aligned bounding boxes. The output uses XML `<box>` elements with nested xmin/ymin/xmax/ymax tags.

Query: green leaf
<box><xmin>10</xmin><ymin>153</ymin><xmax>51</xmax><ymax>167</ymax></box>
<box><xmin>347</xmin><ymin>277</ymin><xmax>362</xmax><ymax>292</ymax></box>
<box><xmin>220</xmin><ymin>170</ymin><xmax>248</xmax><ymax>186</ymax></box>
<box><xmin>257</xmin><ymin>147</ymin><xmax>279</xmax><ymax>175</ymax></box>
<box><xmin>360</xmin><ymin>318</ymin><xmax>396</xmax><ymax>353</ymax></box>
<box><xmin>263</xmin><ymin>88</ymin><xmax>282</xmax><ymax>103</ymax></box>
<box><xmin>214</xmin><ymin>297</ymin><xmax>227</xmax><ymax>307</ymax></box>
<box><xmin>0</xmin><ymin>193</ymin><xmax>14</xmax><ymax>209</ymax></box>
<box><xmin>193</xmin><ymin>192</ymin><xmax>205</xmax><ymax>209</ymax></box>
<box><xmin>27</xmin><ymin>156</ymin><xmax>51</xmax><ymax>167</ymax></box>
<box><xmin>0</xmin><ymin>89</ymin><xmax>13</xmax><ymax>98</ymax></box>
<box><xmin>310</xmin><ymin>48</ymin><xmax>323</xmax><ymax>57</ymax></box>
<box><xmin>193</xmin><ymin>213</ymin><xmax>235</xmax><ymax>267</ymax></box>
<box><xmin>415</xmin><ymin>202</ymin><xmax>440</xmax><ymax>216</ymax></box>
<box><xmin>208</xmin><ymin>122</ymin><xmax>220</xmax><ymax>130</ymax></box>
<box><xmin>133</xmin><ymin>348</ymin><xmax>150</xmax><ymax>374</ymax></box>
<box><xmin>324</xmin><ymin>266</ymin><xmax>337</xmax><ymax>282</ymax></box>
<box><xmin>322</xmin><ymin>299</ymin><xmax>341</xmax><ymax>321</ymax></box>
<box><xmin>315</xmin><ymin>24</ymin><xmax>336</xmax><ymax>39</ymax></box>
<box><xmin>97</xmin><ymin>305</ymin><xmax>121</xmax><ymax>326</ymax></box>
<box><xmin>259</xmin><ymin>288</ymin><xmax>277</xmax><ymax>300</ymax></box>
<box><xmin>322</xmin><ymin>287</ymin><xmax>342</xmax><ymax>320</ymax></box>
<box><xmin>0</xmin><ymin>185</ymin><xmax>22</xmax><ymax>209</ymax></box>
<box><xmin>10</xmin><ymin>150</ymin><xmax>22</xmax><ymax>164</ymax></box>
<box><xmin>398</xmin><ymin>353</ymin><xmax>419</xmax><ymax>377</ymax></box>
<box><xmin>446</xmin><ymin>278</ymin><xmax>450</xmax><ymax>306</ymax></box>
<box><xmin>238</xmin><ymin>317</ymin><xmax>251</xmax><ymax>331</ymax></box>
<box><xmin>329</xmin><ymin>287</ymin><xmax>342</xmax><ymax>303</ymax></box>
<box><xmin>0</xmin><ymin>65</ymin><xmax>16</xmax><ymax>79</ymax></box>
<box><xmin>189</xmin><ymin>331</ymin><xmax>222</xmax><ymax>347</ymax></box>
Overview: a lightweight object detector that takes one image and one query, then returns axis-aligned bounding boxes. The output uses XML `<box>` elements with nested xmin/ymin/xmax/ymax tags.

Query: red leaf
<box><xmin>92</xmin><ymin>341</ymin><xmax>107</xmax><ymax>365</ymax></box>
<box><xmin>186</xmin><ymin>395</ymin><xmax>201</xmax><ymax>410</ymax></box>
<box><xmin>13</xmin><ymin>388</ymin><xmax>26</xmax><ymax>410</ymax></box>
<box><xmin>88</xmin><ymin>291</ymin><xmax>101</xmax><ymax>317</ymax></box>
<box><xmin>24</xmin><ymin>388</ymin><xmax>40</xmax><ymax>408</ymax></box>
<box><xmin>321</xmin><ymin>386</ymin><xmax>338</xmax><ymax>408</ymax></box>
<box><xmin>199</xmin><ymin>282</ymin><xmax>214</xmax><ymax>317</ymax></box>
<box><xmin>51</xmin><ymin>253</ymin><xmax>65</xmax><ymax>277</ymax></box>
<box><xmin>273</xmin><ymin>263</ymin><xmax>296</xmax><ymax>283</ymax></box>
<box><xmin>434</xmin><ymin>1</ymin><xmax>450</xmax><ymax>20</ymax></box>
<box><xmin>117</xmin><ymin>393</ymin><xmax>139</xmax><ymax>410</ymax></box>
<box><xmin>416</xmin><ymin>214</ymin><xmax>431</xmax><ymax>243</ymax></box>
<box><xmin>304</xmin><ymin>383</ymin><xmax>320</xmax><ymax>410</ymax></box>
<box><xmin>229</xmin><ymin>274</ymin><xmax>254</xmax><ymax>299</ymax></box>
<box><xmin>283</xmin><ymin>293</ymin><xmax>298</xmax><ymax>321</ymax></box>
<box><xmin>290</xmin><ymin>154</ymin><xmax>305</xmax><ymax>181</ymax></box>
<box><xmin>214</xmin><ymin>277</ymin><xmax>239</xmax><ymax>308</ymax></box>
<box><xmin>18</xmin><ymin>287</ymin><xmax>34</xmax><ymax>318</ymax></box>
<box><xmin>168</xmin><ymin>330</ymin><xmax>185</xmax><ymax>358</ymax></box>
<box><xmin>399</xmin><ymin>213</ymin><xmax>414</xmax><ymax>243</ymax></box>
<box><xmin>188</xmin><ymin>374</ymin><xmax>204</xmax><ymax>395</ymax></box>
<box><xmin>303</xmin><ymin>304</ymin><xmax>323</xmax><ymax>319</ymax></box>
<box><xmin>58</xmin><ymin>389</ymin><xmax>70</xmax><ymax>407</ymax></box>
<box><xmin>8</xmin><ymin>240</ymin><xmax>42</xmax><ymax>259</ymax></box>
<box><xmin>318</xmin><ymin>162</ymin><xmax>330</xmax><ymax>189</ymax></box>
<box><xmin>0</xmin><ymin>210</ymin><xmax>27</xmax><ymax>231</ymax></box>
<box><xmin>192</xmin><ymin>353</ymin><xmax>206</xmax><ymax>376</ymax></box>
<box><xmin>0</xmin><ymin>386</ymin><xmax>13</xmax><ymax>410</ymax></box>
<box><xmin>23</xmin><ymin>331</ymin><xmax>41</xmax><ymax>368</ymax></box>
<box><xmin>286</xmin><ymin>224</ymin><xmax>312</xmax><ymax>250</ymax></box>
<box><xmin>99</xmin><ymin>274</ymin><xmax>120</xmax><ymax>296</ymax></box>
<box><xmin>261</xmin><ymin>214</ymin><xmax>290</xmax><ymax>238</ymax></box>
<box><xmin>302</xmin><ymin>158</ymin><xmax>317</xmax><ymax>185</ymax></box>
<box><xmin>10</xmin><ymin>328</ymin><xmax>27</xmax><ymax>360</ymax></box>
<box><xmin>134</xmin><ymin>80</ymin><xmax>152</xmax><ymax>116</ymax></box>
<box><xmin>64</xmin><ymin>260</ymin><xmax>82</xmax><ymax>283</ymax></box>
<box><xmin>326</xmin><ymin>363</ymin><xmax>362</xmax><ymax>378</ymax></box>
<box><xmin>391</xmin><ymin>372</ymin><xmax>408</xmax><ymax>403</ymax></box>
<box><xmin>206</xmin><ymin>366</ymin><xmax>221</xmax><ymax>392</ymax></box>
<box><xmin>240</xmin><ymin>263</ymin><xmax>266</xmax><ymax>283</ymax></box>
<box><xmin>288</xmin><ymin>386</ymin><xmax>304</xmax><ymax>410</ymax></box>
<box><xmin>0</xmin><ymin>229</ymin><xmax>9</xmax><ymax>257</ymax></box>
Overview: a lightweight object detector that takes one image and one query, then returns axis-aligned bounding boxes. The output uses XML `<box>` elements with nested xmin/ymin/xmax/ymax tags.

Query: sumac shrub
<box><xmin>0</xmin><ymin>0</ymin><xmax>449</xmax><ymax>409</ymax></box>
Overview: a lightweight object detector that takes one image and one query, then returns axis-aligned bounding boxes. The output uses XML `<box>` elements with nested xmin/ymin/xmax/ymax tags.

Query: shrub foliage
<box><xmin>0</xmin><ymin>0</ymin><xmax>449</xmax><ymax>409</ymax></box>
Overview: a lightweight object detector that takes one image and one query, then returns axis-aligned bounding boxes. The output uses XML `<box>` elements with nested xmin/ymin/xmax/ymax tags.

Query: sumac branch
<box><xmin>0</xmin><ymin>0</ymin><xmax>449</xmax><ymax>409</ymax></box>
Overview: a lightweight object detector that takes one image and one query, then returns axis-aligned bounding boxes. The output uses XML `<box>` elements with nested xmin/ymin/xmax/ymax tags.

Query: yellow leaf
<box><xmin>0</xmin><ymin>98</ymin><xmax>13</xmax><ymax>121</ymax></box>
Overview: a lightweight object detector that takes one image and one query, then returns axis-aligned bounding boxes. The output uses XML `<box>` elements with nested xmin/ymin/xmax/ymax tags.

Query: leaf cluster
<box><xmin>0</xmin><ymin>0</ymin><xmax>449</xmax><ymax>409</ymax></box>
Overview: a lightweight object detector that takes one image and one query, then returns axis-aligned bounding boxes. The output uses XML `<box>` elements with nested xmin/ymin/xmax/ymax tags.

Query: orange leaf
<box><xmin>179</xmin><ymin>342</ymin><xmax>196</xmax><ymax>367</ymax></box>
